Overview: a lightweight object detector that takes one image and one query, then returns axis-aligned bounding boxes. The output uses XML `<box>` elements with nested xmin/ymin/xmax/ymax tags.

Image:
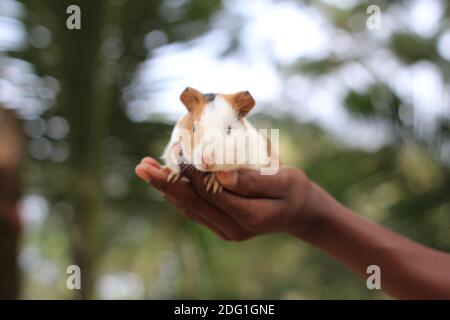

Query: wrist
<box><xmin>286</xmin><ymin>181</ymin><xmax>331</xmax><ymax>240</ymax></box>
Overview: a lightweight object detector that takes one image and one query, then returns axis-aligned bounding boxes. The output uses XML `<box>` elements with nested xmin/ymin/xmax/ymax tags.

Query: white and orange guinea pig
<box><xmin>162</xmin><ymin>87</ymin><xmax>280</xmax><ymax>193</ymax></box>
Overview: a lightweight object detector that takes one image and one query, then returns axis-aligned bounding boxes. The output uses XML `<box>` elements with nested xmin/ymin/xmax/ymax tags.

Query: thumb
<box><xmin>215</xmin><ymin>168</ymin><xmax>288</xmax><ymax>198</ymax></box>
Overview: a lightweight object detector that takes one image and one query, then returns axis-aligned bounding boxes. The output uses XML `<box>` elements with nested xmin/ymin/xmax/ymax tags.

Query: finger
<box><xmin>135</xmin><ymin>163</ymin><xmax>152</xmax><ymax>183</ymax></box>
<box><xmin>138</xmin><ymin>163</ymin><xmax>188</xmax><ymax>196</ymax></box>
<box><xmin>135</xmin><ymin>157</ymin><xmax>162</xmax><ymax>182</ymax></box>
<box><xmin>136</xmin><ymin>163</ymin><xmax>224</xmax><ymax>236</ymax></box>
<box><xmin>163</xmin><ymin>194</ymin><xmax>230</xmax><ymax>240</ymax></box>
<box><xmin>140</xmin><ymin>157</ymin><xmax>161</xmax><ymax>168</ymax></box>
<box><xmin>216</xmin><ymin>168</ymin><xmax>289</xmax><ymax>198</ymax></box>
<box><xmin>165</xmin><ymin>190</ymin><xmax>248</xmax><ymax>240</ymax></box>
<box><xmin>181</xmin><ymin>166</ymin><xmax>284</xmax><ymax>227</ymax></box>
<box><xmin>142</xmin><ymin>164</ymin><xmax>249</xmax><ymax>239</ymax></box>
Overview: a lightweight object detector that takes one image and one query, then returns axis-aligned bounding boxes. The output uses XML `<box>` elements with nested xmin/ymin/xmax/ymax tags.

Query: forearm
<box><xmin>292</xmin><ymin>182</ymin><xmax>450</xmax><ymax>299</ymax></box>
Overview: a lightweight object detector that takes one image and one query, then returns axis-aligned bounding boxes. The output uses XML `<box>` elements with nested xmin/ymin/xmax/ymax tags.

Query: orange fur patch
<box><xmin>223</xmin><ymin>91</ymin><xmax>255</xmax><ymax>118</ymax></box>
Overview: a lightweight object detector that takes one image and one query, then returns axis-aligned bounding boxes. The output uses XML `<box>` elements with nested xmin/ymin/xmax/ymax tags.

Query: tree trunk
<box><xmin>55</xmin><ymin>0</ymin><xmax>110</xmax><ymax>299</ymax></box>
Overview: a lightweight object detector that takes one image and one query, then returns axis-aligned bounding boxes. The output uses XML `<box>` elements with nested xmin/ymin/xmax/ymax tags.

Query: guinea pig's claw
<box><xmin>212</xmin><ymin>181</ymin><xmax>221</xmax><ymax>194</ymax></box>
<box><xmin>167</xmin><ymin>172</ymin><xmax>180</xmax><ymax>183</ymax></box>
<box><xmin>206</xmin><ymin>176</ymin><xmax>214</xmax><ymax>192</ymax></box>
<box><xmin>203</xmin><ymin>173</ymin><xmax>223</xmax><ymax>194</ymax></box>
<box><xmin>162</xmin><ymin>165</ymin><xmax>181</xmax><ymax>183</ymax></box>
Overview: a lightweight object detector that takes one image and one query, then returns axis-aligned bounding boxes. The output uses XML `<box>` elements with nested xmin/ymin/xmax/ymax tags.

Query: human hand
<box><xmin>135</xmin><ymin>157</ymin><xmax>314</xmax><ymax>241</ymax></box>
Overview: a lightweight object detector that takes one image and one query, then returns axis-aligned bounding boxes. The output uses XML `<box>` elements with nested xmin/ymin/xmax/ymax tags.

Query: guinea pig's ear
<box><xmin>232</xmin><ymin>91</ymin><xmax>255</xmax><ymax>118</ymax></box>
<box><xmin>180</xmin><ymin>87</ymin><xmax>204</xmax><ymax>113</ymax></box>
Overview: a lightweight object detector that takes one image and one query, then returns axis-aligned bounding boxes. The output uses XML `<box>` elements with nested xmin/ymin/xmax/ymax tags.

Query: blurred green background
<box><xmin>0</xmin><ymin>0</ymin><xmax>449</xmax><ymax>299</ymax></box>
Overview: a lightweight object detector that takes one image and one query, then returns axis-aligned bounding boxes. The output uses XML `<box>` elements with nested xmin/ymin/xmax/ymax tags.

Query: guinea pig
<box><xmin>162</xmin><ymin>87</ymin><xmax>279</xmax><ymax>193</ymax></box>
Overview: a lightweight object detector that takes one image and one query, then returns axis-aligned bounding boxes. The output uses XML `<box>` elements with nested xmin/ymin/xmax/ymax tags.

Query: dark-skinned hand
<box><xmin>135</xmin><ymin>157</ymin><xmax>313</xmax><ymax>241</ymax></box>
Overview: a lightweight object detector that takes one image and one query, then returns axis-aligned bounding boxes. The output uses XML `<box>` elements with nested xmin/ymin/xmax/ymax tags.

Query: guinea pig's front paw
<box><xmin>162</xmin><ymin>165</ymin><xmax>181</xmax><ymax>183</ymax></box>
<box><xmin>203</xmin><ymin>173</ymin><xmax>223</xmax><ymax>194</ymax></box>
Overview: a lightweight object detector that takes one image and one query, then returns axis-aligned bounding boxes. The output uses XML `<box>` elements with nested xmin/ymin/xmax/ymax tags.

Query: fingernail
<box><xmin>135</xmin><ymin>165</ymin><xmax>151</xmax><ymax>183</ymax></box>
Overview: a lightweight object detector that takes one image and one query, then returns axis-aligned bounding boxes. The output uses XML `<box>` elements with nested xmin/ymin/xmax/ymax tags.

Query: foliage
<box><xmin>0</xmin><ymin>0</ymin><xmax>448</xmax><ymax>299</ymax></box>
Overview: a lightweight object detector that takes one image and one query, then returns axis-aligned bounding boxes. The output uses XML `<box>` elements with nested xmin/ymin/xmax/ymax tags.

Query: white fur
<box><xmin>162</xmin><ymin>95</ymin><xmax>271</xmax><ymax>173</ymax></box>
<box><xmin>201</xmin><ymin>96</ymin><xmax>241</xmax><ymax>133</ymax></box>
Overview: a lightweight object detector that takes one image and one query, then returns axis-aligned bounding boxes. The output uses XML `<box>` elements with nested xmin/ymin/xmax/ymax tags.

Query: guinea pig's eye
<box><xmin>226</xmin><ymin>125</ymin><xmax>232</xmax><ymax>135</ymax></box>
<box><xmin>192</xmin><ymin>123</ymin><xmax>196</xmax><ymax>133</ymax></box>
